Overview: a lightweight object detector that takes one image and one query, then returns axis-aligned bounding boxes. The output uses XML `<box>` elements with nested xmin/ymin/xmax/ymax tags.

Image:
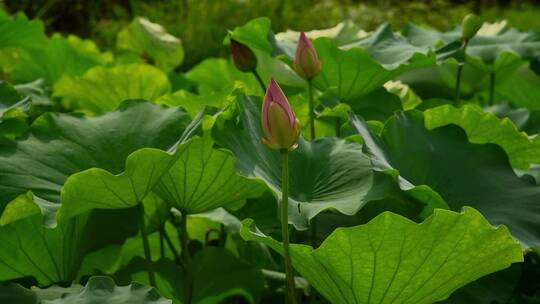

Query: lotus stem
<box><xmin>307</xmin><ymin>79</ymin><xmax>316</xmax><ymax>141</ymax></box>
<box><xmin>180</xmin><ymin>213</ymin><xmax>193</xmax><ymax>304</ymax></box>
<box><xmin>307</xmin><ymin>79</ymin><xmax>319</xmax><ymax>247</ymax></box>
<box><xmin>280</xmin><ymin>149</ymin><xmax>297</xmax><ymax>304</ymax></box>
<box><xmin>159</xmin><ymin>228</ymin><xmax>165</xmax><ymax>258</ymax></box>
<box><xmin>252</xmin><ymin>70</ymin><xmax>266</xmax><ymax>93</ymax></box>
<box><xmin>455</xmin><ymin>40</ymin><xmax>469</xmax><ymax>103</ymax></box>
<box><xmin>162</xmin><ymin>227</ymin><xmax>181</xmax><ymax>264</ymax></box>
<box><xmin>137</xmin><ymin>203</ymin><xmax>156</xmax><ymax>286</ymax></box>
<box><xmin>489</xmin><ymin>71</ymin><xmax>496</xmax><ymax>105</ymax></box>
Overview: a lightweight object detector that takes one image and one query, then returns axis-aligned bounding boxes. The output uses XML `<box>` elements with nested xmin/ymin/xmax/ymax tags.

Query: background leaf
<box><xmin>53</xmin><ymin>64</ymin><xmax>170</xmax><ymax>113</ymax></box>
<box><xmin>351</xmin><ymin>110</ymin><xmax>540</xmax><ymax>248</ymax></box>
<box><xmin>117</xmin><ymin>17</ymin><xmax>184</xmax><ymax>72</ymax></box>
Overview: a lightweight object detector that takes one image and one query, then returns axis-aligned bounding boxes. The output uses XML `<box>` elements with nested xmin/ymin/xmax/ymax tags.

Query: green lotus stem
<box><xmin>162</xmin><ymin>227</ymin><xmax>181</xmax><ymax>264</ymax></box>
<box><xmin>159</xmin><ymin>228</ymin><xmax>165</xmax><ymax>258</ymax></box>
<box><xmin>252</xmin><ymin>70</ymin><xmax>266</xmax><ymax>93</ymax></box>
<box><xmin>335</xmin><ymin>117</ymin><xmax>341</xmax><ymax>137</ymax></box>
<box><xmin>307</xmin><ymin>79</ymin><xmax>316</xmax><ymax>141</ymax></box>
<box><xmin>310</xmin><ymin>218</ymin><xmax>318</xmax><ymax>247</ymax></box>
<box><xmin>489</xmin><ymin>71</ymin><xmax>496</xmax><ymax>105</ymax></box>
<box><xmin>455</xmin><ymin>40</ymin><xmax>470</xmax><ymax>102</ymax></box>
<box><xmin>137</xmin><ymin>203</ymin><xmax>156</xmax><ymax>286</ymax></box>
<box><xmin>307</xmin><ymin>79</ymin><xmax>319</xmax><ymax>247</ymax></box>
<box><xmin>280</xmin><ymin>149</ymin><xmax>297</xmax><ymax>304</ymax></box>
<box><xmin>180</xmin><ymin>213</ymin><xmax>193</xmax><ymax>304</ymax></box>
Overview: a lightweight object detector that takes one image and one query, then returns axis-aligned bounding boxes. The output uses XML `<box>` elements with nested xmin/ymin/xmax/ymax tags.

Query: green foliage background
<box><xmin>2</xmin><ymin>0</ymin><xmax>539</xmax><ymax>68</ymax></box>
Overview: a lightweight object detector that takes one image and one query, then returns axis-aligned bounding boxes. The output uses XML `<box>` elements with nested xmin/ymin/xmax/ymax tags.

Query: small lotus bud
<box><xmin>293</xmin><ymin>32</ymin><xmax>321</xmax><ymax>79</ymax></box>
<box><xmin>461</xmin><ymin>14</ymin><xmax>483</xmax><ymax>41</ymax></box>
<box><xmin>261</xmin><ymin>79</ymin><xmax>301</xmax><ymax>150</ymax></box>
<box><xmin>230</xmin><ymin>38</ymin><xmax>257</xmax><ymax>72</ymax></box>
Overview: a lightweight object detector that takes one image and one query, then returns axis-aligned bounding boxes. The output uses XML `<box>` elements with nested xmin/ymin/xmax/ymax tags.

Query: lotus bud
<box><xmin>229</xmin><ymin>38</ymin><xmax>257</xmax><ymax>72</ymax></box>
<box><xmin>261</xmin><ymin>79</ymin><xmax>301</xmax><ymax>150</ymax></box>
<box><xmin>461</xmin><ymin>14</ymin><xmax>483</xmax><ymax>42</ymax></box>
<box><xmin>293</xmin><ymin>32</ymin><xmax>321</xmax><ymax>79</ymax></box>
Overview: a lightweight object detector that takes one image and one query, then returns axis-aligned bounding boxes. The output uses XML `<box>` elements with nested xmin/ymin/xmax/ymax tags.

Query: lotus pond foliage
<box><xmin>0</xmin><ymin>6</ymin><xmax>539</xmax><ymax>304</ymax></box>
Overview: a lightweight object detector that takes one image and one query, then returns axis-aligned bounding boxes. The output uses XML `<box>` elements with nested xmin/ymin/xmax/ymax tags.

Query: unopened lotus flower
<box><xmin>230</xmin><ymin>38</ymin><xmax>257</xmax><ymax>72</ymax></box>
<box><xmin>261</xmin><ymin>79</ymin><xmax>301</xmax><ymax>150</ymax></box>
<box><xmin>461</xmin><ymin>14</ymin><xmax>483</xmax><ymax>41</ymax></box>
<box><xmin>293</xmin><ymin>32</ymin><xmax>321</xmax><ymax>79</ymax></box>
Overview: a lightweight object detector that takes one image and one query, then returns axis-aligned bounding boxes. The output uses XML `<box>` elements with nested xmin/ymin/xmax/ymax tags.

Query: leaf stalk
<box><xmin>455</xmin><ymin>39</ymin><xmax>470</xmax><ymax>102</ymax></box>
<box><xmin>253</xmin><ymin>70</ymin><xmax>266</xmax><ymax>93</ymax></box>
<box><xmin>280</xmin><ymin>149</ymin><xmax>297</xmax><ymax>304</ymax></box>
<box><xmin>137</xmin><ymin>203</ymin><xmax>156</xmax><ymax>286</ymax></box>
<box><xmin>179</xmin><ymin>212</ymin><xmax>193</xmax><ymax>304</ymax></box>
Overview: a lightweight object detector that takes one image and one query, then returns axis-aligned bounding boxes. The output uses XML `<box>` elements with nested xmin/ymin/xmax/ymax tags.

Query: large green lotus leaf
<box><xmin>347</xmin><ymin>23</ymin><xmax>435</xmax><ymax>68</ymax></box>
<box><xmin>383</xmin><ymin>80</ymin><xmax>423</xmax><ymax>110</ymax></box>
<box><xmin>186</xmin><ymin>58</ymin><xmax>260</xmax><ymax>95</ymax></box>
<box><xmin>155</xmin><ymin>87</ymin><xmax>234</xmax><ymax>117</ymax></box>
<box><xmin>9</xmin><ymin>34</ymin><xmax>112</xmax><ymax>86</ymax></box>
<box><xmin>345</xmin><ymin>87</ymin><xmax>403</xmax><ymax>121</ymax></box>
<box><xmin>274</xmin><ymin>21</ymin><xmax>368</xmax><ymax>58</ymax></box>
<box><xmin>54</xmin><ymin>63</ymin><xmax>170</xmax><ymax>113</ymax></box>
<box><xmin>424</xmin><ymin>104</ymin><xmax>540</xmax><ymax>171</ymax></box>
<box><xmin>116</xmin><ymin>248</ymin><xmax>264</xmax><ymax>304</ymax></box>
<box><xmin>312</xmin><ymin>34</ymin><xmax>435</xmax><ymax>102</ymax></box>
<box><xmin>0</xmin><ymin>100</ymin><xmax>192</xmax><ymax>223</ymax></box>
<box><xmin>495</xmin><ymin>66</ymin><xmax>540</xmax><ymax>111</ymax></box>
<box><xmin>241</xmin><ymin>207</ymin><xmax>523</xmax><ymax>304</ymax></box>
<box><xmin>230</xmin><ymin>17</ymin><xmax>366</xmax><ymax>57</ymax></box>
<box><xmin>39</xmin><ymin>276</ymin><xmax>171</xmax><ymax>304</ymax></box>
<box><xmin>117</xmin><ymin>17</ymin><xmax>184</xmax><ymax>72</ymax></box>
<box><xmin>0</xmin><ymin>81</ymin><xmax>29</xmax><ymax>138</ymax></box>
<box><xmin>0</xmin><ymin>10</ymin><xmax>46</xmax><ymax>49</ymax></box>
<box><xmin>213</xmin><ymin>92</ymin><xmax>421</xmax><ymax>230</ymax></box>
<box><xmin>350</xmin><ymin>110</ymin><xmax>540</xmax><ymax>248</ymax></box>
<box><xmin>0</xmin><ymin>198</ymin><xmax>139</xmax><ymax>285</ymax></box>
<box><xmin>404</xmin><ymin>23</ymin><xmax>540</xmax><ymax>71</ymax></box>
<box><xmin>153</xmin><ymin>135</ymin><xmax>265</xmax><ymax>214</ymax></box>
<box><xmin>229</xmin><ymin>17</ymin><xmax>274</xmax><ymax>55</ymax></box>
<box><xmin>251</xmin><ymin>48</ymin><xmax>306</xmax><ymax>90</ymax></box>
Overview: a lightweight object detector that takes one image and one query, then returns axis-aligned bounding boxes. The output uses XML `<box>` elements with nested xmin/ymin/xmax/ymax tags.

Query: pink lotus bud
<box><xmin>230</xmin><ymin>38</ymin><xmax>257</xmax><ymax>72</ymax></box>
<box><xmin>261</xmin><ymin>79</ymin><xmax>301</xmax><ymax>150</ymax></box>
<box><xmin>293</xmin><ymin>32</ymin><xmax>321</xmax><ymax>79</ymax></box>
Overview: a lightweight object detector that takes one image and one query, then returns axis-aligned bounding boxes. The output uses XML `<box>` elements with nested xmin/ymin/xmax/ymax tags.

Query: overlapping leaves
<box><xmin>153</xmin><ymin>135</ymin><xmax>265</xmax><ymax>215</ymax></box>
<box><xmin>351</xmin><ymin>110</ymin><xmax>540</xmax><ymax>248</ymax></box>
<box><xmin>0</xmin><ymin>100</ymin><xmax>191</xmax><ymax>222</ymax></box>
<box><xmin>242</xmin><ymin>207</ymin><xmax>522</xmax><ymax>304</ymax></box>
<box><xmin>213</xmin><ymin>91</ymin><xmax>421</xmax><ymax>229</ymax></box>
<box><xmin>404</xmin><ymin>22</ymin><xmax>540</xmax><ymax>70</ymax></box>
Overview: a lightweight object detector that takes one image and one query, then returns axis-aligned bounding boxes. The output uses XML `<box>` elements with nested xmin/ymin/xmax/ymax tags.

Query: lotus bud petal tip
<box><xmin>261</xmin><ymin>79</ymin><xmax>301</xmax><ymax>150</ymax></box>
<box><xmin>293</xmin><ymin>32</ymin><xmax>321</xmax><ymax>79</ymax></box>
<box><xmin>230</xmin><ymin>38</ymin><xmax>257</xmax><ymax>72</ymax></box>
<box><xmin>461</xmin><ymin>14</ymin><xmax>483</xmax><ymax>41</ymax></box>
